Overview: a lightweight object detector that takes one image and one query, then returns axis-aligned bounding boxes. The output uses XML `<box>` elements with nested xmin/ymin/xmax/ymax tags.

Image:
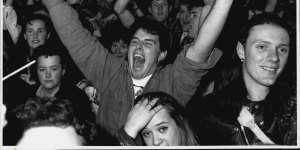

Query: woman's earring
<box><xmin>241</xmin><ymin>58</ymin><xmax>245</xmax><ymax>62</ymax></box>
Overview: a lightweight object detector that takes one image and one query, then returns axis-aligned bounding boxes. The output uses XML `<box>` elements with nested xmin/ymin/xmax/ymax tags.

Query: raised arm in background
<box><xmin>186</xmin><ymin>0</ymin><xmax>233</xmax><ymax>63</ymax></box>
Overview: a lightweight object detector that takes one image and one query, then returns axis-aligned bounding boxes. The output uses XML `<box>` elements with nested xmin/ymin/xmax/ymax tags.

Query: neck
<box><xmin>39</xmin><ymin>85</ymin><xmax>60</xmax><ymax>98</ymax></box>
<box><xmin>243</xmin><ymin>69</ymin><xmax>269</xmax><ymax>102</ymax></box>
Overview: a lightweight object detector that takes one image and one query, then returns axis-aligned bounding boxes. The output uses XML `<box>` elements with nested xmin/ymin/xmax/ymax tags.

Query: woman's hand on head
<box><xmin>124</xmin><ymin>98</ymin><xmax>162</xmax><ymax>138</ymax></box>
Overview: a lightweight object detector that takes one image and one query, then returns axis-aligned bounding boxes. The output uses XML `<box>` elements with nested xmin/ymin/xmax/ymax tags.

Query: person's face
<box><xmin>66</xmin><ymin>0</ymin><xmax>81</xmax><ymax>5</ymax></box>
<box><xmin>204</xmin><ymin>0</ymin><xmax>215</xmax><ymax>5</ymax></box>
<box><xmin>128</xmin><ymin>29</ymin><xmax>162</xmax><ymax>79</ymax></box>
<box><xmin>187</xmin><ymin>6</ymin><xmax>202</xmax><ymax>39</ymax></box>
<box><xmin>17</xmin><ymin>126</ymin><xmax>84</xmax><ymax>146</ymax></box>
<box><xmin>141</xmin><ymin>108</ymin><xmax>181</xmax><ymax>146</ymax></box>
<box><xmin>149</xmin><ymin>0</ymin><xmax>170</xmax><ymax>22</ymax></box>
<box><xmin>238</xmin><ymin>24</ymin><xmax>290</xmax><ymax>87</ymax></box>
<box><xmin>1</xmin><ymin>104</ymin><xmax>7</xmax><ymax>128</ymax></box>
<box><xmin>178</xmin><ymin>4</ymin><xmax>190</xmax><ymax>32</ymax></box>
<box><xmin>111</xmin><ymin>39</ymin><xmax>128</xmax><ymax>58</ymax></box>
<box><xmin>37</xmin><ymin>55</ymin><xmax>65</xmax><ymax>90</ymax></box>
<box><xmin>24</xmin><ymin>19</ymin><xmax>49</xmax><ymax>49</ymax></box>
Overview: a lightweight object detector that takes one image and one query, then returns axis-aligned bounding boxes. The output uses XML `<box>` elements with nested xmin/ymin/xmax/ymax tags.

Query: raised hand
<box><xmin>124</xmin><ymin>98</ymin><xmax>163</xmax><ymax>138</ymax></box>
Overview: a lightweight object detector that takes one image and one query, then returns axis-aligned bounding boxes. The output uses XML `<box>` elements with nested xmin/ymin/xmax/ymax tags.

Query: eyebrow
<box><xmin>252</xmin><ymin>39</ymin><xmax>289</xmax><ymax>47</ymax></box>
<box><xmin>131</xmin><ymin>37</ymin><xmax>157</xmax><ymax>44</ymax></box>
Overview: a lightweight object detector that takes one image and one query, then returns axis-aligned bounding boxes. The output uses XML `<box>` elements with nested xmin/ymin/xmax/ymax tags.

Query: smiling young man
<box><xmin>41</xmin><ymin>0</ymin><xmax>233</xmax><ymax>138</ymax></box>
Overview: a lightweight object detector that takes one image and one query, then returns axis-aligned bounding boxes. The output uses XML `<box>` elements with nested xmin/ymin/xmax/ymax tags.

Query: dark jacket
<box><xmin>30</xmin><ymin>81</ymin><xmax>95</xmax><ymax>123</ymax></box>
<box><xmin>187</xmin><ymin>74</ymin><xmax>296</xmax><ymax>145</ymax></box>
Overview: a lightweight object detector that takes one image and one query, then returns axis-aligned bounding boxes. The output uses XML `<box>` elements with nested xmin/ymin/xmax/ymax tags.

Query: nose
<box><xmin>45</xmin><ymin>70</ymin><xmax>52</xmax><ymax>79</ymax></box>
<box><xmin>153</xmin><ymin>134</ymin><xmax>163</xmax><ymax>146</ymax></box>
<box><xmin>33</xmin><ymin>31</ymin><xmax>38</xmax><ymax>39</ymax></box>
<box><xmin>269</xmin><ymin>49</ymin><xmax>279</xmax><ymax>62</ymax></box>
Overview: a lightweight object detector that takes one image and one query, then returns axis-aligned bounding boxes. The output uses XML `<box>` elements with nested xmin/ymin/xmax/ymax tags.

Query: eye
<box><xmin>26</xmin><ymin>30</ymin><xmax>33</xmax><ymax>34</ymax></box>
<box><xmin>158</xmin><ymin>126</ymin><xmax>168</xmax><ymax>133</ymax></box>
<box><xmin>130</xmin><ymin>40</ymin><xmax>138</xmax><ymax>45</ymax></box>
<box><xmin>256</xmin><ymin>44</ymin><xmax>267</xmax><ymax>51</ymax></box>
<box><xmin>278</xmin><ymin>47</ymin><xmax>289</xmax><ymax>54</ymax></box>
<box><xmin>38</xmin><ymin>68</ymin><xmax>45</xmax><ymax>72</ymax></box>
<box><xmin>144</xmin><ymin>42</ymin><xmax>153</xmax><ymax>48</ymax></box>
<box><xmin>142</xmin><ymin>131</ymin><xmax>151</xmax><ymax>138</ymax></box>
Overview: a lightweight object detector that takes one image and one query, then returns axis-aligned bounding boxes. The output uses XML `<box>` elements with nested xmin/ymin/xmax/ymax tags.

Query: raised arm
<box><xmin>41</xmin><ymin>0</ymin><xmax>115</xmax><ymax>86</ymax></box>
<box><xmin>114</xmin><ymin>0</ymin><xmax>136</xmax><ymax>28</ymax></box>
<box><xmin>186</xmin><ymin>0</ymin><xmax>233</xmax><ymax>63</ymax></box>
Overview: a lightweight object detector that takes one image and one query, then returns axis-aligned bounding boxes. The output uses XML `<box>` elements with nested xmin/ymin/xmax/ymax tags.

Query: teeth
<box><xmin>262</xmin><ymin>67</ymin><xmax>276</xmax><ymax>72</ymax></box>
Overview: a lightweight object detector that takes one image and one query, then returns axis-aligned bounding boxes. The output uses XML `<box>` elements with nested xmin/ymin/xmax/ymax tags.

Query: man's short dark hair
<box><xmin>130</xmin><ymin>17</ymin><xmax>171</xmax><ymax>52</ymax></box>
<box><xmin>32</xmin><ymin>43</ymin><xmax>66</xmax><ymax>67</ymax></box>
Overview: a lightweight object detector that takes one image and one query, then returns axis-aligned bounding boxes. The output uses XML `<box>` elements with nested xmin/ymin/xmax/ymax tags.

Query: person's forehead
<box><xmin>247</xmin><ymin>24</ymin><xmax>290</xmax><ymax>44</ymax></box>
<box><xmin>151</xmin><ymin>0</ymin><xmax>168</xmax><ymax>5</ymax></box>
<box><xmin>27</xmin><ymin>19</ymin><xmax>46</xmax><ymax>27</ymax></box>
<box><xmin>190</xmin><ymin>6</ymin><xmax>202</xmax><ymax>13</ymax></box>
<box><xmin>146</xmin><ymin>108</ymin><xmax>175</xmax><ymax>129</ymax></box>
<box><xmin>133</xmin><ymin>29</ymin><xmax>159</xmax><ymax>41</ymax></box>
<box><xmin>37</xmin><ymin>55</ymin><xmax>62</xmax><ymax>65</ymax></box>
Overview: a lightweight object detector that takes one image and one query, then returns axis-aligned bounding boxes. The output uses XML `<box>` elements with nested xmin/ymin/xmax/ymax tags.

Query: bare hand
<box><xmin>237</xmin><ymin>106</ymin><xmax>255</xmax><ymax>129</ymax></box>
<box><xmin>124</xmin><ymin>98</ymin><xmax>162</xmax><ymax>138</ymax></box>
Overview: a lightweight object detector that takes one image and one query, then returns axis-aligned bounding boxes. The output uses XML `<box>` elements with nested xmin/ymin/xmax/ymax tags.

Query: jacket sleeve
<box><xmin>115</xmin><ymin>127</ymin><xmax>138</xmax><ymax>146</ymax></box>
<box><xmin>47</xmin><ymin>2</ymin><xmax>121</xmax><ymax>91</ymax></box>
<box><xmin>171</xmin><ymin>47</ymin><xmax>222</xmax><ymax>106</ymax></box>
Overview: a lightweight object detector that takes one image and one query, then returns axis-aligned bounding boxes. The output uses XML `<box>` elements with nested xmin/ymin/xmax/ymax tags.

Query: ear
<box><xmin>158</xmin><ymin>50</ymin><xmax>167</xmax><ymax>62</ymax></box>
<box><xmin>236</xmin><ymin>41</ymin><xmax>245</xmax><ymax>61</ymax></box>
<box><xmin>62</xmin><ymin>68</ymin><xmax>66</xmax><ymax>76</ymax></box>
<box><xmin>148</xmin><ymin>7</ymin><xmax>153</xmax><ymax>14</ymax></box>
<box><xmin>47</xmin><ymin>33</ymin><xmax>51</xmax><ymax>39</ymax></box>
<box><xmin>24</xmin><ymin>33</ymin><xmax>27</xmax><ymax>41</ymax></box>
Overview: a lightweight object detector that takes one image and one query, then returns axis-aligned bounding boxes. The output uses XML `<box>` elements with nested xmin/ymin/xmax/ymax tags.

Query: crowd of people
<box><xmin>2</xmin><ymin>0</ymin><xmax>297</xmax><ymax>147</ymax></box>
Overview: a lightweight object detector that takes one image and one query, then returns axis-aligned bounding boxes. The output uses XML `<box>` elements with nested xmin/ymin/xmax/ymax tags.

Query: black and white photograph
<box><xmin>1</xmin><ymin>0</ymin><xmax>298</xmax><ymax>149</ymax></box>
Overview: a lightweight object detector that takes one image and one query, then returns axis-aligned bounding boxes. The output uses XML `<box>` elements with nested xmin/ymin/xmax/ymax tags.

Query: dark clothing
<box><xmin>29</xmin><ymin>81</ymin><xmax>95</xmax><ymax>122</ymax></box>
<box><xmin>187</xmin><ymin>72</ymin><xmax>296</xmax><ymax>145</ymax></box>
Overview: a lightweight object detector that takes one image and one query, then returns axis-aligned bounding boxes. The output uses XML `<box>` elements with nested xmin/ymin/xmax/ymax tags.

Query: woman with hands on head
<box><xmin>117</xmin><ymin>92</ymin><xmax>199</xmax><ymax>146</ymax></box>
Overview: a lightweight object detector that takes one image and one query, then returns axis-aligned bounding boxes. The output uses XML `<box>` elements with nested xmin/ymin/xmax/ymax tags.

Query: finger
<box><xmin>151</xmin><ymin>105</ymin><xmax>163</xmax><ymax>114</ymax></box>
<box><xmin>141</xmin><ymin>98</ymin><xmax>149</xmax><ymax>106</ymax></box>
<box><xmin>148</xmin><ymin>98</ymin><xmax>159</xmax><ymax>108</ymax></box>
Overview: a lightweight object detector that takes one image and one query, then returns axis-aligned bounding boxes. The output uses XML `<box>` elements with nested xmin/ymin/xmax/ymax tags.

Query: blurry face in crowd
<box><xmin>187</xmin><ymin>6</ymin><xmax>202</xmax><ymax>39</ymax></box>
<box><xmin>238</xmin><ymin>24</ymin><xmax>290</xmax><ymax>88</ymax></box>
<box><xmin>24</xmin><ymin>19</ymin><xmax>49</xmax><ymax>49</ymax></box>
<box><xmin>141</xmin><ymin>108</ymin><xmax>181</xmax><ymax>146</ymax></box>
<box><xmin>1</xmin><ymin>104</ymin><xmax>7</xmax><ymax>128</ymax></box>
<box><xmin>17</xmin><ymin>126</ymin><xmax>84</xmax><ymax>147</ymax></box>
<box><xmin>178</xmin><ymin>4</ymin><xmax>191</xmax><ymax>32</ymax></box>
<box><xmin>204</xmin><ymin>0</ymin><xmax>215</xmax><ymax>5</ymax></box>
<box><xmin>128</xmin><ymin>29</ymin><xmax>163</xmax><ymax>79</ymax></box>
<box><xmin>37</xmin><ymin>55</ymin><xmax>65</xmax><ymax>91</ymax></box>
<box><xmin>111</xmin><ymin>39</ymin><xmax>128</xmax><ymax>58</ymax></box>
<box><xmin>149</xmin><ymin>0</ymin><xmax>170</xmax><ymax>22</ymax></box>
<box><xmin>66</xmin><ymin>0</ymin><xmax>81</xmax><ymax>5</ymax></box>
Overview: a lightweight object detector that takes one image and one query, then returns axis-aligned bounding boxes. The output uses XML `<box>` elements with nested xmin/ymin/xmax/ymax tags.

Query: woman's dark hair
<box><xmin>21</xmin><ymin>13</ymin><xmax>53</xmax><ymax>35</ymax></box>
<box><xmin>135</xmin><ymin>91</ymin><xmax>199</xmax><ymax>145</ymax></box>
<box><xmin>130</xmin><ymin>17</ymin><xmax>171</xmax><ymax>53</ymax></box>
<box><xmin>14</xmin><ymin>97</ymin><xmax>97</xmax><ymax>145</ymax></box>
